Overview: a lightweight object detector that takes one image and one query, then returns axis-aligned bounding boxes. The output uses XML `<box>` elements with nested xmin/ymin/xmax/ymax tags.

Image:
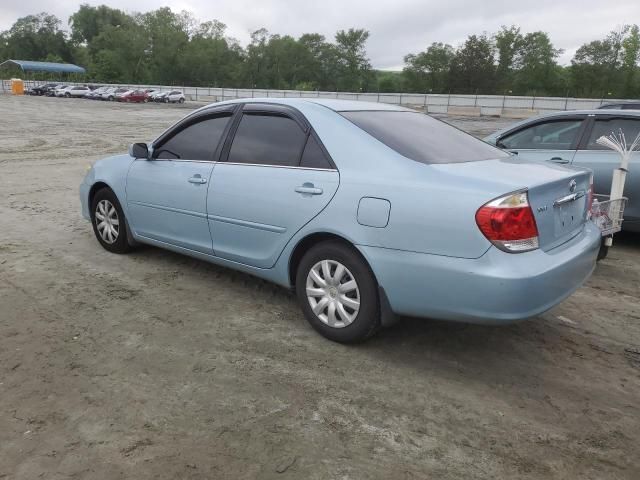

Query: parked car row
<box><xmin>26</xmin><ymin>83</ymin><xmax>186</xmax><ymax>103</ymax></box>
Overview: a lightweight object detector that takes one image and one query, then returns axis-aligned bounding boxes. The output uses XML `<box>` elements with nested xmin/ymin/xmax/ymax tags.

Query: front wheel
<box><xmin>90</xmin><ymin>188</ymin><xmax>131</xmax><ymax>254</ymax></box>
<box><xmin>295</xmin><ymin>241</ymin><xmax>380</xmax><ymax>343</ymax></box>
<box><xmin>178</xmin><ymin>97</ymin><xmax>185</xmax><ymax>104</ymax></box>
<box><xmin>65</xmin><ymin>93</ymin><xmax>70</xmax><ymax>98</ymax></box>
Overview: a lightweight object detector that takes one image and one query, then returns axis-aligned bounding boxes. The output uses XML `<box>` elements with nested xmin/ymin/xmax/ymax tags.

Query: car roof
<box><xmin>200</xmin><ymin>97</ymin><xmax>410</xmax><ymax>113</ymax></box>
<box><xmin>530</xmin><ymin>109</ymin><xmax>640</xmax><ymax>117</ymax></box>
<box><xmin>484</xmin><ymin>108</ymin><xmax>640</xmax><ymax>140</ymax></box>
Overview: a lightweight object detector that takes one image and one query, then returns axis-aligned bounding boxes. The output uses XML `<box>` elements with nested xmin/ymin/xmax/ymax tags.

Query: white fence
<box><xmin>1</xmin><ymin>79</ymin><xmax>629</xmax><ymax>117</ymax></box>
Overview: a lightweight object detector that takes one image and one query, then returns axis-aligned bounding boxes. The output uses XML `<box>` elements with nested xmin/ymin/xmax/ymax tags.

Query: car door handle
<box><xmin>295</xmin><ymin>184</ymin><xmax>323</xmax><ymax>195</ymax></box>
<box><xmin>188</xmin><ymin>174</ymin><xmax>207</xmax><ymax>184</ymax></box>
<box><xmin>549</xmin><ymin>157</ymin><xmax>570</xmax><ymax>164</ymax></box>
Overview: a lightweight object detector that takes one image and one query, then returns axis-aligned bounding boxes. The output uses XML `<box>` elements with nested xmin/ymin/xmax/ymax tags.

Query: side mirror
<box><xmin>129</xmin><ymin>142</ymin><xmax>149</xmax><ymax>159</ymax></box>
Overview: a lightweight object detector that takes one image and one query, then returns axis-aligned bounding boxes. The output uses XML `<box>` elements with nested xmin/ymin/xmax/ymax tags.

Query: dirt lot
<box><xmin>1</xmin><ymin>95</ymin><xmax>639</xmax><ymax>479</ymax></box>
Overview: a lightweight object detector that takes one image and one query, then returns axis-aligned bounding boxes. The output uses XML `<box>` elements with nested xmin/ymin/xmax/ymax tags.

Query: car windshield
<box><xmin>341</xmin><ymin>111</ymin><xmax>509</xmax><ymax>164</ymax></box>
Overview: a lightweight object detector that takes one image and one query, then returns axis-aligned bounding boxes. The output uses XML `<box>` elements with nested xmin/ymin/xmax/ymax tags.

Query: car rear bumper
<box><xmin>358</xmin><ymin>222</ymin><xmax>601</xmax><ymax>324</ymax></box>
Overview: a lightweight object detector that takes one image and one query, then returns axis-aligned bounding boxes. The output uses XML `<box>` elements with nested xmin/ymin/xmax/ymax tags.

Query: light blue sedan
<box><xmin>80</xmin><ymin>99</ymin><xmax>601</xmax><ymax>342</ymax></box>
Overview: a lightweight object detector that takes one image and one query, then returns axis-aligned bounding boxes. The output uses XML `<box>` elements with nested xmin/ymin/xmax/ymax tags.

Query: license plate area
<box><xmin>554</xmin><ymin>197</ymin><xmax>584</xmax><ymax>236</ymax></box>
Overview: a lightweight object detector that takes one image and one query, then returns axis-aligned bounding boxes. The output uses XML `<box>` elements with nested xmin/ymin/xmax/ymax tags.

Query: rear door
<box><xmin>572</xmin><ymin>114</ymin><xmax>640</xmax><ymax>224</ymax></box>
<box><xmin>207</xmin><ymin>104</ymin><xmax>339</xmax><ymax>268</ymax></box>
<box><xmin>497</xmin><ymin>116</ymin><xmax>588</xmax><ymax>165</ymax></box>
<box><xmin>126</xmin><ymin>107</ymin><xmax>234</xmax><ymax>253</ymax></box>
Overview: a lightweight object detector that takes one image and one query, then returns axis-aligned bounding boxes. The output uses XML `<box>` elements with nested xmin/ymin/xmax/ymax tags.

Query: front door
<box><xmin>498</xmin><ymin>117</ymin><xmax>586</xmax><ymax>165</ymax></box>
<box><xmin>126</xmin><ymin>112</ymin><xmax>233</xmax><ymax>253</ymax></box>
<box><xmin>207</xmin><ymin>108</ymin><xmax>339</xmax><ymax>268</ymax></box>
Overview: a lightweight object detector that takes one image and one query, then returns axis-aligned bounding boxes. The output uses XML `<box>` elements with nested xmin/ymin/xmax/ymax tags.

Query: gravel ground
<box><xmin>1</xmin><ymin>95</ymin><xmax>639</xmax><ymax>479</ymax></box>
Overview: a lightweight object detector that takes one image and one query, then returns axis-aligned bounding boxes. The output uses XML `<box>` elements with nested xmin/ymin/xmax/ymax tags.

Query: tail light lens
<box><xmin>475</xmin><ymin>191</ymin><xmax>539</xmax><ymax>253</ymax></box>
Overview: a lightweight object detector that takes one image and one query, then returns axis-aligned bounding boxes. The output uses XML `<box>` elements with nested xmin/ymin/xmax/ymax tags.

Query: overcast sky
<box><xmin>2</xmin><ymin>0</ymin><xmax>639</xmax><ymax>69</ymax></box>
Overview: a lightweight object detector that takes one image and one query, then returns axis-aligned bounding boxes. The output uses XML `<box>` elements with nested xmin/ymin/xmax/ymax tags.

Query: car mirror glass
<box><xmin>129</xmin><ymin>142</ymin><xmax>149</xmax><ymax>159</ymax></box>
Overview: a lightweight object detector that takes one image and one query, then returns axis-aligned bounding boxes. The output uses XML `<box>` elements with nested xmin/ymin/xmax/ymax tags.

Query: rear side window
<box><xmin>228</xmin><ymin>114</ymin><xmax>307</xmax><ymax>167</ymax></box>
<box><xmin>154</xmin><ymin>115</ymin><xmax>231</xmax><ymax>160</ymax></box>
<box><xmin>585</xmin><ymin>117</ymin><xmax>640</xmax><ymax>150</ymax></box>
<box><xmin>500</xmin><ymin>119</ymin><xmax>583</xmax><ymax>150</ymax></box>
<box><xmin>300</xmin><ymin>135</ymin><xmax>333</xmax><ymax>169</ymax></box>
<box><xmin>341</xmin><ymin>111</ymin><xmax>508</xmax><ymax>164</ymax></box>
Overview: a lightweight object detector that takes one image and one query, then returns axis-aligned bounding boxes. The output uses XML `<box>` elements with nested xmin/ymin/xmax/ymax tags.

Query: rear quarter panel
<box><xmin>291</xmin><ymin>103</ymin><xmax>496</xmax><ymax>259</ymax></box>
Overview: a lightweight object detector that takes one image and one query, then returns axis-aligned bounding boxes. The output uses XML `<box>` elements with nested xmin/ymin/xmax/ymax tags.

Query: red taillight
<box><xmin>475</xmin><ymin>191</ymin><xmax>539</xmax><ymax>253</ymax></box>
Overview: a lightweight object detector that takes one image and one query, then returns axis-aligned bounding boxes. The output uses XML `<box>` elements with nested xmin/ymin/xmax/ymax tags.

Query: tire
<box><xmin>164</xmin><ymin>97</ymin><xmax>169</xmax><ymax>103</ymax></box>
<box><xmin>108</xmin><ymin>96</ymin><xmax>114</xmax><ymax>102</ymax></box>
<box><xmin>597</xmin><ymin>239</ymin><xmax>609</xmax><ymax>261</ymax></box>
<box><xmin>90</xmin><ymin>188</ymin><xmax>132</xmax><ymax>254</ymax></box>
<box><xmin>65</xmin><ymin>93</ymin><xmax>70</xmax><ymax>98</ymax></box>
<box><xmin>179</xmin><ymin>97</ymin><xmax>185</xmax><ymax>104</ymax></box>
<box><xmin>143</xmin><ymin>97</ymin><xmax>149</xmax><ymax>103</ymax></box>
<box><xmin>295</xmin><ymin>241</ymin><xmax>380</xmax><ymax>343</ymax></box>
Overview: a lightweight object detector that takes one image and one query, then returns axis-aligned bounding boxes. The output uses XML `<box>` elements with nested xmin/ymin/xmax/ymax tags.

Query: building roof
<box><xmin>0</xmin><ymin>59</ymin><xmax>86</xmax><ymax>74</ymax></box>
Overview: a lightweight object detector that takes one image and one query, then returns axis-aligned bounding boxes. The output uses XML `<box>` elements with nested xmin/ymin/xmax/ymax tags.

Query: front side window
<box><xmin>585</xmin><ymin>117</ymin><xmax>640</xmax><ymax>150</ymax></box>
<box><xmin>154</xmin><ymin>115</ymin><xmax>231</xmax><ymax>160</ymax></box>
<box><xmin>228</xmin><ymin>114</ymin><xmax>307</xmax><ymax>167</ymax></box>
<box><xmin>342</xmin><ymin>111</ymin><xmax>509</xmax><ymax>164</ymax></box>
<box><xmin>501</xmin><ymin>120</ymin><xmax>583</xmax><ymax>150</ymax></box>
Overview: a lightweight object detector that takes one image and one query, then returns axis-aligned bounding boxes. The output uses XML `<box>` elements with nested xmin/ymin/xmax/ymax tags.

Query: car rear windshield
<box><xmin>341</xmin><ymin>111</ymin><xmax>509</xmax><ymax>164</ymax></box>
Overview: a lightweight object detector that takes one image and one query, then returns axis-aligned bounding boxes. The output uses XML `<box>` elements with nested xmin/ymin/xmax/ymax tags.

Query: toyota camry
<box><xmin>80</xmin><ymin>99</ymin><xmax>601</xmax><ymax>343</ymax></box>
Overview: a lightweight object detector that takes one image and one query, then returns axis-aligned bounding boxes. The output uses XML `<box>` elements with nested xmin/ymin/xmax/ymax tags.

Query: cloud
<box><xmin>1</xmin><ymin>0</ymin><xmax>639</xmax><ymax>69</ymax></box>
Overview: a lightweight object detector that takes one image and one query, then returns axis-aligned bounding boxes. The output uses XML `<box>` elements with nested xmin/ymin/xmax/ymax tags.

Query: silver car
<box><xmin>485</xmin><ymin>110</ymin><xmax>639</xmax><ymax>232</ymax></box>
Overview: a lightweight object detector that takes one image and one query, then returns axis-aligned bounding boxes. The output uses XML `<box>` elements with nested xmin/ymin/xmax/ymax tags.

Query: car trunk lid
<box><xmin>433</xmin><ymin>157</ymin><xmax>592</xmax><ymax>252</ymax></box>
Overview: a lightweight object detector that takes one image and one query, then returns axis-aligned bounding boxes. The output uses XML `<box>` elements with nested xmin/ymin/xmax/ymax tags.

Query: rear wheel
<box><xmin>90</xmin><ymin>188</ymin><xmax>131</xmax><ymax>254</ymax></box>
<box><xmin>295</xmin><ymin>241</ymin><xmax>380</xmax><ymax>343</ymax></box>
<box><xmin>179</xmin><ymin>97</ymin><xmax>185</xmax><ymax>104</ymax></box>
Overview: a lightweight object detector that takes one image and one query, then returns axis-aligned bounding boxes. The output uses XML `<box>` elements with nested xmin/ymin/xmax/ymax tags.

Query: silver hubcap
<box><xmin>306</xmin><ymin>260</ymin><xmax>360</xmax><ymax>328</ymax></box>
<box><xmin>95</xmin><ymin>199</ymin><xmax>119</xmax><ymax>244</ymax></box>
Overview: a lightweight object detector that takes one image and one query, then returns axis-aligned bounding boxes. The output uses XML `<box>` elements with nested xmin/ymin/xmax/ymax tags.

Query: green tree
<box><xmin>141</xmin><ymin>8</ymin><xmax>192</xmax><ymax>84</ymax></box>
<box><xmin>334</xmin><ymin>28</ymin><xmax>372</xmax><ymax>91</ymax></box>
<box><xmin>89</xmin><ymin>22</ymin><xmax>148</xmax><ymax>82</ymax></box>
<box><xmin>403</xmin><ymin>42</ymin><xmax>454</xmax><ymax>92</ymax></box>
<box><xmin>621</xmin><ymin>25</ymin><xmax>640</xmax><ymax>97</ymax></box>
<box><xmin>69</xmin><ymin>4</ymin><xmax>132</xmax><ymax>45</ymax></box>
<box><xmin>512</xmin><ymin>32</ymin><xmax>562</xmax><ymax>95</ymax></box>
<box><xmin>2</xmin><ymin>13</ymin><xmax>72</xmax><ymax>62</ymax></box>
<box><xmin>494</xmin><ymin>26</ymin><xmax>522</xmax><ymax>91</ymax></box>
<box><xmin>243</xmin><ymin>28</ymin><xmax>271</xmax><ymax>88</ymax></box>
<box><xmin>184</xmin><ymin>20</ymin><xmax>242</xmax><ymax>86</ymax></box>
<box><xmin>376</xmin><ymin>71</ymin><xmax>404</xmax><ymax>92</ymax></box>
<box><xmin>571</xmin><ymin>28</ymin><xmax>628</xmax><ymax>97</ymax></box>
<box><xmin>449</xmin><ymin>34</ymin><xmax>495</xmax><ymax>93</ymax></box>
